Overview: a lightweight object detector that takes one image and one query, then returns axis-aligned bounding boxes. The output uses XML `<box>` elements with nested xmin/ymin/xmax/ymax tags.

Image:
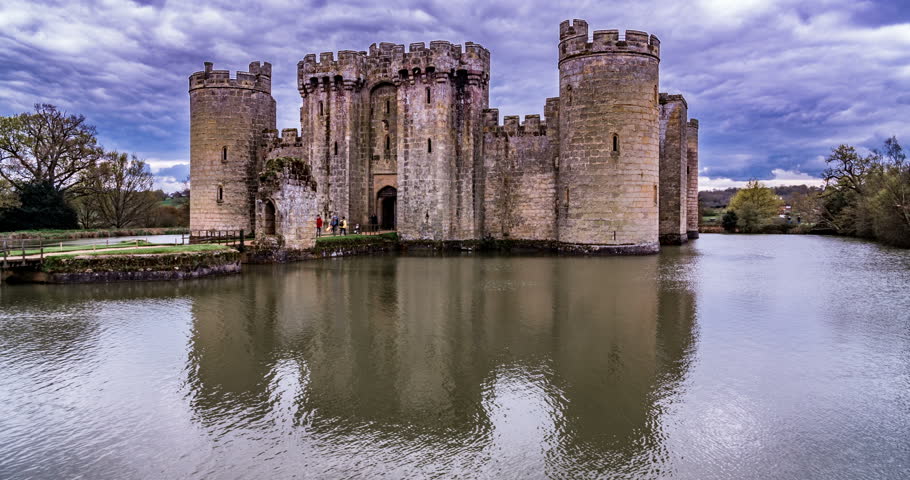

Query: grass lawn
<box><xmin>80</xmin><ymin>244</ymin><xmax>230</xmax><ymax>256</ymax></box>
<box><xmin>0</xmin><ymin>227</ymin><xmax>189</xmax><ymax>240</ymax></box>
<box><xmin>315</xmin><ymin>232</ymin><xmax>398</xmax><ymax>245</ymax></box>
<box><xmin>9</xmin><ymin>241</ymin><xmax>152</xmax><ymax>256</ymax></box>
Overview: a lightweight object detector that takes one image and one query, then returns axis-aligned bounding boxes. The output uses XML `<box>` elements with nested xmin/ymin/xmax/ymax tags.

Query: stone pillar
<box><xmin>686</xmin><ymin>119</ymin><xmax>700</xmax><ymax>239</ymax></box>
<box><xmin>658</xmin><ymin>94</ymin><xmax>688</xmax><ymax>245</ymax></box>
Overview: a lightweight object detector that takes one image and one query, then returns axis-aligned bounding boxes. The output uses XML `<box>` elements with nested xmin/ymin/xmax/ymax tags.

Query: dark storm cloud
<box><xmin>2</xmin><ymin>0</ymin><xmax>909</xmax><ymax>191</ymax></box>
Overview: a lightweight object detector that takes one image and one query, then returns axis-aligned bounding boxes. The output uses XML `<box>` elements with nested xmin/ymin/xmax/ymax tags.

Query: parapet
<box><xmin>558</xmin><ymin>19</ymin><xmax>659</xmax><ymax>63</ymax></box>
<box><xmin>189</xmin><ymin>61</ymin><xmax>272</xmax><ymax>93</ymax></box>
<box><xmin>298</xmin><ymin>39</ymin><xmax>490</xmax><ymax>94</ymax></box>
<box><xmin>262</xmin><ymin>128</ymin><xmax>303</xmax><ymax>149</ymax></box>
<box><xmin>659</xmin><ymin>92</ymin><xmax>688</xmax><ymax>108</ymax></box>
<box><xmin>483</xmin><ymin>109</ymin><xmax>547</xmax><ymax>137</ymax></box>
<box><xmin>280</xmin><ymin>128</ymin><xmax>301</xmax><ymax>145</ymax></box>
<box><xmin>688</xmin><ymin>119</ymin><xmax>699</xmax><ymax>129</ymax></box>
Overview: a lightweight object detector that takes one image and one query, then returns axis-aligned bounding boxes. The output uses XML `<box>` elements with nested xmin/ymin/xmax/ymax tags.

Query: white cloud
<box><xmin>700</xmin><ymin>169</ymin><xmax>824</xmax><ymax>191</ymax></box>
<box><xmin>2</xmin><ymin>0</ymin><xmax>909</xmax><ymax>184</ymax></box>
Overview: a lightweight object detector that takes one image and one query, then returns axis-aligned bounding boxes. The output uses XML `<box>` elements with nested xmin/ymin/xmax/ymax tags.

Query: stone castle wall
<box><xmin>686</xmin><ymin>119</ymin><xmax>700</xmax><ymax>238</ymax></box>
<box><xmin>297</xmin><ymin>41</ymin><xmax>491</xmax><ymax>241</ymax></box>
<box><xmin>658</xmin><ymin>94</ymin><xmax>688</xmax><ymax>245</ymax></box>
<box><xmin>255</xmin><ymin>157</ymin><xmax>319</xmax><ymax>250</ymax></box>
<box><xmin>189</xmin><ymin>62</ymin><xmax>276</xmax><ymax>232</ymax></box>
<box><xmin>482</xmin><ymin>112</ymin><xmax>558</xmax><ymax>240</ymax></box>
<box><xmin>556</xmin><ymin>20</ymin><xmax>661</xmax><ymax>253</ymax></box>
<box><xmin>188</xmin><ymin>19</ymin><xmax>701</xmax><ymax>255</ymax></box>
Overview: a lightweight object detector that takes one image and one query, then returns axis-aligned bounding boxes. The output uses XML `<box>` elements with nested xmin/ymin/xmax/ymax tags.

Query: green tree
<box><xmin>81</xmin><ymin>151</ymin><xmax>158</xmax><ymax>228</ymax></box>
<box><xmin>728</xmin><ymin>180</ymin><xmax>782</xmax><ymax>233</ymax></box>
<box><xmin>0</xmin><ymin>181</ymin><xmax>78</xmax><ymax>231</ymax></box>
<box><xmin>721</xmin><ymin>210</ymin><xmax>738</xmax><ymax>232</ymax></box>
<box><xmin>0</xmin><ymin>179</ymin><xmax>18</xmax><ymax>210</ymax></box>
<box><xmin>0</xmin><ymin>104</ymin><xmax>102</xmax><ymax>194</ymax></box>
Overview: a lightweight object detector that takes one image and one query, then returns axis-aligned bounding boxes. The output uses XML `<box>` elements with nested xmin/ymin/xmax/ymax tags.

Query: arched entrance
<box><xmin>263</xmin><ymin>200</ymin><xmax>276</xmax><ymax>235</ymax></box>
<box><xmin>377</xmin><ymin>186</ymin><xmax>397</xmax><ymax>230</ymax></box>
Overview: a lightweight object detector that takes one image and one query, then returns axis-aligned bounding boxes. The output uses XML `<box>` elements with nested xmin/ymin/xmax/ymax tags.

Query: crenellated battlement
<box><xmin>483</xmin><ymin>109</ymin><xmax>548</xmax><ymax>137</ymax></box>
<box><xmin>558</xmin><ymin>20</ymin><xmax>659</xmax><ymax>63</ymax></box>
<box><xmin>263</xmin><ymin>128</ymin><xmax>303</xmax><ymax>151</ymax></box>
<box><xmin>297</xmin><ymin>40</ymin><xmax>490</xmax><ymax>95</ymax></box>
<box><xmin>189</xmin><ymin>61</ymin><xmax>272</xmax><ymax>93</ymax></box>
<box><xmin>659</xmin><ymin>93</ymin><xmax>688</xmax><ymax>108</ymax></box>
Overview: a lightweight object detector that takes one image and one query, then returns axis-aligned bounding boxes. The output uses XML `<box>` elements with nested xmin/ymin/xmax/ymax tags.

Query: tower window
<box><xmin>221</xmin><ymin>146</ymin><xmax>227</xmax><ymax>162</ymax></box>
<box><xmin>319</xmin><ymin>101</ymin><xmax>324</xmax><ymax>116</ymax></box>
<box><xmin>653</xmin><ymin>185</ymin><xmax>658</xmax><ymax>206</ymax></box>
<box><xmin>426</xmin><ymin>87</ymin><xmax>431</xmax><ymax>104</ymax></box>
<box><xmin>427</xmin><ymin>138</ymin><xmax>432</xmax><ymax>153</ymax></box>
<box><xmin>334</xmin><ymin>141</ymin><xmax>338</xmax><ymax>155</ymax></box>
<box><xmin>612</xmin><ymin>134</ymin><xmax>620</xmax><ymax>153</ymax></box>
<box><xmin>386</xmin><ymin>100</ymin><xmax>390</xmax><ymax>113</ymax></box>
<box><xmin>385</xmin><ymin>135</ymin><xmax>390</xmax><ymax>151</ymax></box>
<box><xmin>217</xmin><ymin>185</ymin><xmax>224</xmax><ymax>203</ymax></box>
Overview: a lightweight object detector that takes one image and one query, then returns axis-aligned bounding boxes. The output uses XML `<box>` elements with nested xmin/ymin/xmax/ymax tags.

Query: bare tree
<box><xmin>83</xmin><ymin>151</ymin><xmax>158</xmax><ymax>228</ymax></box>
<box><xmin>0</xmin><ymin>104</ymin><xmax>102</xmax><ymax>193</ymax></box>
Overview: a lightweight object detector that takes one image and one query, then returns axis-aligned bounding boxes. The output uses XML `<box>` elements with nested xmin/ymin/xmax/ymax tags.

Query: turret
<box><xmin>189</xmin><ymin>62</ymin><xmax>276</xmax><ymax>233</ymax></box>
<box><xmin>556</xmin><ymin>20</ymin><xmax>661</xmax><ymax>253</ymax></box>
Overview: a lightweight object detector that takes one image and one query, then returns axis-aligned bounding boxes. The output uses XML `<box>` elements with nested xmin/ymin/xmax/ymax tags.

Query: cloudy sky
<box><xmin>2</xmin><ymin>0</ymin><xmax>909</xmax><ymax>191</ymax></box>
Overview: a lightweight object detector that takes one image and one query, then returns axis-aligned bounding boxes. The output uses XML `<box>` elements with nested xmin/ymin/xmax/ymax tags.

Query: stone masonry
<box><xmin>188</xmin><ymin>19</ymin><xmax>699</xmax><ymax>254</ymax></box>
<box><xmin>189</xmin><ymin>62</ymin><xmax>275</xmax><ymax>233</ymax></box>
<box><xmin>659</xmin><ymin>93</ymin><xmax>688</xmax><ymax>245</ymax></box>
<box><xmin>686</xmin><ymin>119</ymin><xmax>700</xmax><ymax>239</ymax></box>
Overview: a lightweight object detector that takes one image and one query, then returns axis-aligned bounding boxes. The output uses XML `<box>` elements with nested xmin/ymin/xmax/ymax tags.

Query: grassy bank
<box><xmin>72</xmin><ymin>244</ymin><xmax>230</xmax><ymax>256</ymax></box>
<box><xmin>0</xmin><ymin>227</ymin><xmax>189</xmax><ymax>240</ymax></box>
<box><xmin>40</xmin><ymin>246</ymin><xmax>237</xmax><ymax>274</ymax></box>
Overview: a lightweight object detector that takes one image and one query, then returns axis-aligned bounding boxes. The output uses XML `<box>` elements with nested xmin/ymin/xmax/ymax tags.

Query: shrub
<box><xmin>721</xmin><ymin>210</ymin><xmax>738</xmax><ymax>232</ymax></box>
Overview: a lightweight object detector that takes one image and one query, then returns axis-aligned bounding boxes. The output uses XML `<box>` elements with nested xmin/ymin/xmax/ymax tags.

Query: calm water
<box><xmin>1</xmin><ymin>234</ymin><xmax>908</xmax><ymax>479</ymax></box>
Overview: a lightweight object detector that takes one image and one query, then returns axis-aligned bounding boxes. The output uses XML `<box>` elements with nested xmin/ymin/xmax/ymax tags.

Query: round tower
<box><xmin>189</xmin><ymin>61</ymin><xmax>276</xmax><ymax>233</ymax></box>
<box><xmin>556</xmin><ymin>20</ymin><xmax>661</xmax><ymax>253</ymax></box>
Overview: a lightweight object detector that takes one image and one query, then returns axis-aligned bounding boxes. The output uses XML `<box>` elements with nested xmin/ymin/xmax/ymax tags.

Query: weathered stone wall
<box><xmin>368</xmin><ymin>84</ymin><xmax>399</xmax><ymax>220</ymax></box>
<box><xmin>658</xmin><ymin>94</ymin><xmax>688</xmax><ymax>245</ymax></box>
<box><xmin>255</xmin><ymin>157</ymin><xmax>319</xmax><ymax>250</ymax></box>
<box><xmin>298</xmin><ymin>41</ymin><xmax>490</xmax><ymax>242</ymax></box>
<box><xmin>686</xmin><ymin>119</ymin><xmax>700</xmax><ymax>239</ymax></box>
<box><xmin>299</xmin><ymin>75</ymin><xmax>365</xmax><ymax>225</ymax></box>
<box><xmin>189</xmin><ymin>62</ymin><xmax>276</xmax><ymax>233</ymax></box>
<box><xmin>482</xmin><ymin>111</ymin><xmax>557</xmax><ymax>240</ymax></box>
<box><xmin>556</xmin><ymin>20</ymin><xmax>661</xmax><ymax>253</ymax></box>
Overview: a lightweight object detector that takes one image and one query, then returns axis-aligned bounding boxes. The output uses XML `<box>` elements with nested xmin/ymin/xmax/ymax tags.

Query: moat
<box><xmin>1</xmin><ymin>234</ymin><xmax>908</xmax><ymax>479</ymax></box>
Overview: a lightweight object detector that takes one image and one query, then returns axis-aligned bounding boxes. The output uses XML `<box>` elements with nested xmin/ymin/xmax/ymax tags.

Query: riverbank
<box><xmin>3</xmin><ymin>245</ymin><xmax>238</xmax><ymax>284</ymax></box>
<box><xmin>0</xmin><ymin>227</ymin><xmax>189</xmax><ymax>240</ymax></box>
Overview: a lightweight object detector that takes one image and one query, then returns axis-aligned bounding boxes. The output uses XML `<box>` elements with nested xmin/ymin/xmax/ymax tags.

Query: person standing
<box><xmin>340</xmin><ymin>217</ymin><xmax>348</xmax><ymax>235</ymax></box>
<box><xmin>331</xmin><ymin>214</ymin><xmax>338</xmax><ymax>235</ymax></box>
<box><xmin>315</xmin><ymin>215</ymin><xmax>323</xmax><ymax>237</ymax></box>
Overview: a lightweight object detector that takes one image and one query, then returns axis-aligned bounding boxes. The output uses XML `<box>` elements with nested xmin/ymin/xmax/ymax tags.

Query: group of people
<box><xmin>315</xmin><ymin>214</ymin><xmax>359</xmax><ymax>237</ymax></box>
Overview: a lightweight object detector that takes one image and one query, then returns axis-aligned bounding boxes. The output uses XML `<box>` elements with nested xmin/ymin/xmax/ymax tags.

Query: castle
<box><xmin>189</xmin><ymin>19</ymin><xmax>699</xmax><ymax>253</ymax></box>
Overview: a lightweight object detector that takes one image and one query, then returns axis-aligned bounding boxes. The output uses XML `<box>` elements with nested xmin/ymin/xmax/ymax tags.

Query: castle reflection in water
<box><xmin>186</xmin><ymin>253</ymin><xmax>697</xmax><ymax>476</ymax></box>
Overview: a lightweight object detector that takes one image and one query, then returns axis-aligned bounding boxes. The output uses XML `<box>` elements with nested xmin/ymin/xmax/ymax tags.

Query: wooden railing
<box><xmin>189</xmin><ymin>229</ymin><xmax>251</xmax><ymax>251</ymax></box>
<box><xmin>1</xmin><ymin>238</ymin><xmax>155</xmax><ymax>267</ymax></box>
